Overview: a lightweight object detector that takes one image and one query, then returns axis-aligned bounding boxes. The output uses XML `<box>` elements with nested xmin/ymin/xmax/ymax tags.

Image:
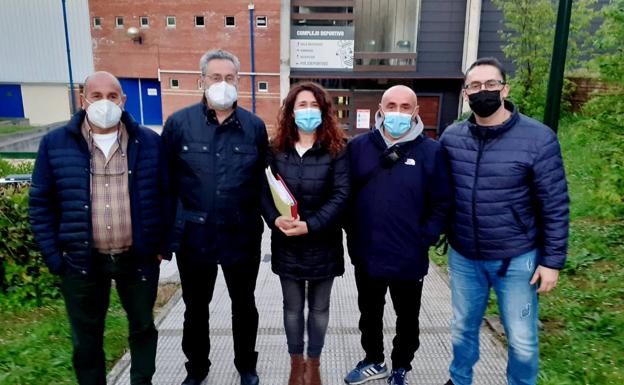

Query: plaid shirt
<box><xmin>81</xmin><ymin>120</ymin><xmax>132</xmax><ymax>253</ymax></box>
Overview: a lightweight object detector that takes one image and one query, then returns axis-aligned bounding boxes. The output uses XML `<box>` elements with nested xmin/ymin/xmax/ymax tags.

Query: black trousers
<box><xmin>177</xmin><ymin>255</ymin><xmax>260</xmax><ymax>378</ymax></box>
<box><xmin>61</xmin><ymin>252</ymin><xmax>159</xmax><ymax>385</ymax></box>
<box><xmin>354</xmin><ymin>266</ymin><xmax>424</xmax><ymax>371</ymax></box>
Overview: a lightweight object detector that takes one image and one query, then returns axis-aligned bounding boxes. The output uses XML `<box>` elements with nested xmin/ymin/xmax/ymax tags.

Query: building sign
<box><xmin>290</xmin><ymin>26</ymin><xmax>354</xmax><ymax>70</ymax></box>
<box><xmin>356</xmin><ymin>109</ymin><xmax>371</xmax><ymax>129</ymax></box>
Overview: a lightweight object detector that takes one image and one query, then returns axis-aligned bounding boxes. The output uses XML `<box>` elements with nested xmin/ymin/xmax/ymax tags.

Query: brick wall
<box><xmin>89</xmin><ymin>0</ymin><xmax>281</xmax><ymax>127</ymax></box>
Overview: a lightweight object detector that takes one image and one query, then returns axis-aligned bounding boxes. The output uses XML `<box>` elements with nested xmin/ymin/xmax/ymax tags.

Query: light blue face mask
<box><xmin>294</xmin><ymin>108</ymin><xmax>322</xmax><ymax>133</ymax></box>
<box><xmin>383</xmin><ymin>111</ymin><xmax>413</xmax><ymax>138</ymax></box>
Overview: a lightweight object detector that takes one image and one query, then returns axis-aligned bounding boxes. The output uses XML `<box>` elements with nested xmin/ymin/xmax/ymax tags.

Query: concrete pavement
<box><xmin>108</xmin><ymin>229</ymin><xmax>507</xmax><ymax>385</ymax></box>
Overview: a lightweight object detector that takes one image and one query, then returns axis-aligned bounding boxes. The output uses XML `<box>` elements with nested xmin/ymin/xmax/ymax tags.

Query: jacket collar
<box><xmin>467</xmin><ymin>100</ymin><xmax>519</xmax><ymax>140</ymax></box>
<box><xmin>66</xmin><ymin>109</ymin><xmax>140</xmax><ymax>138</ymax></box>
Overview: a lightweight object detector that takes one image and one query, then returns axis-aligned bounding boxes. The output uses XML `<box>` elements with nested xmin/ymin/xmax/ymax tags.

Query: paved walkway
<box><xmin>108</xmin><ymin>230</ymin><xmax>507</xmax><ymax>385</ymax></box>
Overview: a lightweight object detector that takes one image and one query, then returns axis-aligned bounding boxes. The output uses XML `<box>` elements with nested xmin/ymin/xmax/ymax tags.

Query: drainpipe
<box><xmin>248</xmin><ymin>2</ymin><xmax>256</xmax><ymax>114</ymax></box>
<box><xmin>61</xmin><ymin>0</ymin><xmax>76</xmax><ymax>114</ymax></box>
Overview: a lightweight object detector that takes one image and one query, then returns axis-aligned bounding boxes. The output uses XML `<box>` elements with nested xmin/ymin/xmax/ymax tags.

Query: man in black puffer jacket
<box><xmin>440</xmin><ymin>58</ymin><xmax>569</xmax><ymax>385</ymax></box>
<box><xmin>29</xmin><ymin>71</ymin><xmax>170</xmax><ymax>385</ymax></box>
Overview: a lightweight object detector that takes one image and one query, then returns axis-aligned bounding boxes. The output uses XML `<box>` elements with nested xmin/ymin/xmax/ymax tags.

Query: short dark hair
<box><xmin>464</xmin><ymin>57</ymin><xmax>507</xmax><ymax>83</ymax></box>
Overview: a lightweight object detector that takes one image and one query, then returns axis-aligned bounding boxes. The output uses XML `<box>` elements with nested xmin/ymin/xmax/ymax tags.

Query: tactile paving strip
<box><xmin>108</xmin><ymin>230</ymin><xmax>507</xmax><ymax>385</ymax></box>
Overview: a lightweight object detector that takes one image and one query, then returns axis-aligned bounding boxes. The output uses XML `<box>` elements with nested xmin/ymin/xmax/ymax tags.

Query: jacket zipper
<box><xmin>472</xmin><ymin>138</ymin><xmax>485</xmax><ymax>258</ymax></box>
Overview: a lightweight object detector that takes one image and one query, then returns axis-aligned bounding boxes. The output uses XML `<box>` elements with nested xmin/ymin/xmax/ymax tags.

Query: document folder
<box><xmin>265</xmin><ymin>166</ymin><xmax>298</xmax><ymax>218</ymax></box>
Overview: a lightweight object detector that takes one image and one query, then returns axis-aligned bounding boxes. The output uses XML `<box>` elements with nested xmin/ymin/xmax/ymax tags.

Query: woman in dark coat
<box><xmin>262</xmin><ymin>82</ymin><xmax>350</xmax><ymax>385</ymax></box>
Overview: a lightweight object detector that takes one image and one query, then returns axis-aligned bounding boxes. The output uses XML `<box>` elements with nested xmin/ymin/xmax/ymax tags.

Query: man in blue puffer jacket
<box><xmin>29</xmin><ymin>72</ymin><xmax>170</xmax><ymax>385</ymax></box>
<box><xmin>440</xmin><ymin>58</ymin><xmax>569</xmax><ymax>385</ymax></box>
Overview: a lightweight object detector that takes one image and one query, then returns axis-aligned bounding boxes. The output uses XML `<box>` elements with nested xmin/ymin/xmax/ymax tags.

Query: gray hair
<box><xmin>199</xmin><ymin>49</ymin><xmax>240</xmax><ymax>75</ymax></box>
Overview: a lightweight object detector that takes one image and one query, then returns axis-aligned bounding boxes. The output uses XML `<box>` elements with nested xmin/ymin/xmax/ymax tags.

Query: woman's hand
<box><xmin>280</xmin><ymin>215</ymin><xmax>309</xmax><ymax>236</ymax></box>
<box><xmin>275</xmin><ymin>216</ymin><xmax>296</xmax><ymax>232</ymax></box>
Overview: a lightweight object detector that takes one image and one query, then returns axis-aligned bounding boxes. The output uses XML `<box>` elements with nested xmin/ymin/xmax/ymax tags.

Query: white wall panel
<box><xmin>0</xmin><ymin>0</ymin><xmax>94</xmax><ymax>84</ymax></box>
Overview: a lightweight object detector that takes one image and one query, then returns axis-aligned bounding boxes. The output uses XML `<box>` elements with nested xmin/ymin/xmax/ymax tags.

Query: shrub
<box><xmin>0</xmin><ymin>184</ymin><xmax>60</xmax><ymax>308</ymax></box>
<box><xmin>0</xmin><ymin>158</ymin><xmax>34</xmax><ymax>178</ymax></box>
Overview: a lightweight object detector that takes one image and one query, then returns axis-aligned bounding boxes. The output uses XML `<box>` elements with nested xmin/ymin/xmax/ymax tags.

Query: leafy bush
<box><xmin>0</xmin><ymin>184</ymin><xmax>60</xmax><ymax>308</ymax></box>
<box><xmin>583</xmin><ymin>0</ymin><xmax>624</xmax><ymax>128</ymax></box>
<box><xmin>558</xmin><ymin>114</ymin><xmax>624</xmax><ymax>220</ymax></box>
<box><xmin>493</xmin><ymin>0</ymin><xmax>598</xmax><ymax>119</ymax></box>
<box><xmin>0</xmin><ymin>158</ymin><xmax>34</xmax><ymax>178</ymax></box>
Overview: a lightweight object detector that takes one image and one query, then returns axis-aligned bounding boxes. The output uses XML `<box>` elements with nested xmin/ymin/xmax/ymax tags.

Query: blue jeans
<box><xmin>280</xmin><ymin>277</ymin><xmax>334</xmax><ymax>358</ymax></box>
<box><xmin>448</xmin><ymin>248</ymin><xmax>539</xmax><ymax>385</ymax></box>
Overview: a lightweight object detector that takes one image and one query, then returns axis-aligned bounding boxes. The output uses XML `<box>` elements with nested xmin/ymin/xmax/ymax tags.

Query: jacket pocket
<box><xmin>168</xmin><ymin>205</ymin><xmax>208</xmax><ymax>253</ymax></box>
<box><xmin>232</xmin><ymin>143</ymin><xmax>258</xmax><ymax>155</ymax></box>
<box><xmin>180</xmin><ymin>142</ymin><xmax>210</xmax><ymax>173</ymax></box>
<box><xmin>510</xmin><ymin>206</ymin><xmax>530</xmax><ymax>234</ymax></box>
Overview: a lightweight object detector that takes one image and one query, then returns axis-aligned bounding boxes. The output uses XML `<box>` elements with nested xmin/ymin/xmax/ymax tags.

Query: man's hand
<box><xmin>280</xmin><ymin>216</ymin><xmax>309</xmax><ymax>237</ymax></box>
<box><xmin>157</xmin><ymin>254</ymin><xmax>164</xmax><ymax>262</ymax></box>
<box><xmin>530</xmin><ymin>265</ymin><xmax>560</xmax><ymax>293</ymax></box>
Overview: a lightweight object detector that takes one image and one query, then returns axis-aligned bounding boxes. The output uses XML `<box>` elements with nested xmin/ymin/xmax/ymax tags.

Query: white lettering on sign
<box><xmin>296</xmin><ymin>30</ymin><xmax>345</xmax><ymax>37</ymax></box>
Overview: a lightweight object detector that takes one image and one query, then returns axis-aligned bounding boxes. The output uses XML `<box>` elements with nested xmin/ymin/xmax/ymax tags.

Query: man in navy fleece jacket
<box><xmin>344</xmin><ymin>85</ymin><xmax>452</xmax><ymax>385</ymax></box>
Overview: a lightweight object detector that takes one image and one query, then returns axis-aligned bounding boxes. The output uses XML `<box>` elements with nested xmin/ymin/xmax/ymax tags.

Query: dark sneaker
<box><xmin>181</xmin><ymin>374</ymin><xmax>206</xmax><ymax>385</ymax></box>
<box><xmin>387</xmin><ymin>368</ymin><xmax>408</xmax><ymax>385</ymax></box>
<box><xmin>344</xmin><ymin>361</ymin><xmax>389</xmax><ymax>384</ymax></box>
<box><xmin>240</xmin><ymin>370</ymin><xmax>259</xmax><ymax>385</ymax></box>
<box><xmin>444</xmin><ymin>380</ymin><xmax>455</xmax><ymax>385</ymax></box>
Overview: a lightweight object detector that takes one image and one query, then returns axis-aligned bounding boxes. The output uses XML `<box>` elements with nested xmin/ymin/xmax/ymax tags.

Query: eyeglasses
<box><xmin>463</xmin><ymin>79</ymin><xmax>506</xmax><ymax>94</ymax></box>
<box><xmin>203</xmin><ymin>74</ymin><xmax>237</xmax><ymax>84</ymax></box>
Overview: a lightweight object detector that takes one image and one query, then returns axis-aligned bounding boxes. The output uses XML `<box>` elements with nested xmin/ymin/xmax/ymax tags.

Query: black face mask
<box><xmin>468</xmin><ymin>90</ymin><xmax>503</xmax><ymax>118</ymax></box>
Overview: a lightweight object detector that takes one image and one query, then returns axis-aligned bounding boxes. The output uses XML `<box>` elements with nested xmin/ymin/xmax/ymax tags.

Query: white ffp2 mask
<box><xmin>205</xmin><ymin>81</ymin><xmax>238</xmax><ymax>110</ymax></box>
<box><xmin>86</xmin><ymin>99</ymin><xmax>122</xmax><ymax>129</ymax></box>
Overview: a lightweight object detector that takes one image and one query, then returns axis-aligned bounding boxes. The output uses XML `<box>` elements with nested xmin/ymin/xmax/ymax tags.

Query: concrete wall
<box><xmin>21</xmin><ymin>85</ymin><xmax>72</xmax><ymax>125</ymax></box>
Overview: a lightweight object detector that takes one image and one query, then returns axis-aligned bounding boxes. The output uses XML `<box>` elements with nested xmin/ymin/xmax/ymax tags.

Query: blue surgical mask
<box><xmin>383</xmin><ymin>111</ymin><xmax>413</xmax><ymax>138</ymax></box>
<box><xmin>294</xmin><ymin>108</ymin><xmax>322</xmax><ymax>133</ymax></box>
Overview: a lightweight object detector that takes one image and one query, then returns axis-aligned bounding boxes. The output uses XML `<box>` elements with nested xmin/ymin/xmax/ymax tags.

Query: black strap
<box><xmin>353</xmin><ymin>137</ymin><xmax>422</xmax><ymax>193</ymax></box>
<box><xmin>497</xmin><ymin>258</ymin><xmax>512</xmax><ymax>277</ymax></box>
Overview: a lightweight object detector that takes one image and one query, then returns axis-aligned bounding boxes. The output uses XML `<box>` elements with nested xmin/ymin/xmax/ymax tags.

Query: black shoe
<box><xmin>181</xmin><ymin>374</ymin><xmax>206</xmax><ymax>385</ymax></box>
<box><xmin>444</xmin><ymin>380</ymin><xmax>455</xmax><ymax>385</ymax></box>
<box><xmin>240</xmin><ymin>370</ymin><xmax>260</xmax><ymax>385</ymax></box>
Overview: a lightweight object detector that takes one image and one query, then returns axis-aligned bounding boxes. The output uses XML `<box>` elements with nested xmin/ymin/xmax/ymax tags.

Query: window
<box><xmin>115</xmin><ymin>16</ymin><xmax>124</xmax><ymax>28</ymax></box>
<box><xmin>170</xmin><ymin>79</ymin><xmax>179</xmax><ymax>89</ymax></box>
<box><xmin>257</xmin><ymin>81</ymin><xmax>268</xmax><ymax>93</ymax></box>
<box><xmin>93</xmin><ymin>17</ymin><xmax>102</xmax><ymax>29</ymax></box>
<box><xmin>166</xmin><ymin>16</ymin><xmax>176</xmax><ymax>28</ymax></box>
<box><xmin>256</xmin><ymin>16</ymin><xmax>267</xmax><ymax>28</ymax></box>
<box><xmin>195</xmin><ymin>16</ymin><xmax>205</xmax><ymax>27</ymax></box>
<box><xmin>225</xmin><ymin>16</ymin><xmax>235</xmax><ymax>27</ymax></box>
<box><xmin>140</xmin><ymin>16</ymin><xmax>149</xmax><ymax>28</ymax></box>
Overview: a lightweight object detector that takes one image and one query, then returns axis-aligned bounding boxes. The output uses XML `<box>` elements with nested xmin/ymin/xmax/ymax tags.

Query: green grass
<box><xmin>0</xmin><ymin>126</ymin><xmax>35</xmax><ymax>136</ymax></box>
<box><xmin>432</xmin><ymin>114</ymin><xmax>624</xmax><ymax>384</ymax></box>
<box><xmin>0</xmin><ymin>292</ymin><xmax>129</xmax><ymax>385</ymax></box>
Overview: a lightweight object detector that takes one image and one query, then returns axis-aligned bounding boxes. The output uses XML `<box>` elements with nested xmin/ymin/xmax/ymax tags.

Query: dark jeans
<box><xmin>354</xmin><ymin>266</ymin><xmax>424</xmax><ymax>371</ymax></box>
<box><xmin>280</xmin><ymin>277</ymin><xmax>334</xmax><ymax>358</ymax></box>
<box><xmin>177</xmin><ymin>254</ymin><xmax>260</xmax><ymax>378</ymax></box>
<box><xmin>60</xmin><ymin>252</ymin><xmax>159</xmax><ymax>385</ymax></box>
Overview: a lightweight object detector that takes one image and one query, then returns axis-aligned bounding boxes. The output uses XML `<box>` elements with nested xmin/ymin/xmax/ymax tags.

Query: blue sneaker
<box><xmin>344</xmin><ymin>361</ymin><xmax>389</xmax><ymax>384</ymax></box>
<box><xmin>387</xmin><ymin>368</ymin><xmax>408</xmax><ymax>385</ymax></box>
